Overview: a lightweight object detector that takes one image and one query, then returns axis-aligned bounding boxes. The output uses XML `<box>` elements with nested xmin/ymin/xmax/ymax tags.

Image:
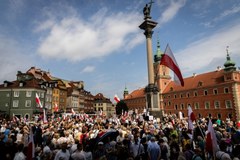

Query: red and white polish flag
<box><xmin>36</xmin><ymin>93</ymin><xmax>43</xmax><ymax>108</ymax></box>
<box><xmin>206</xmin><ymin>120</ymin><xmax>219</xmax><ymax>155</ymax></box>
<box><xmin>188</xmin><ymin>105</ymin><xmax>196</xmax><ymax>130</ymax></box>
<box><xmin>71</xmin><ymin>108</ymin><xmax>76</xmax><ymax>115</ymax></box>
<box><xmin>114</xmin><ymin>94</ymin><xmax>120</xmax><ymax>103</ymax></box>
<box><xmin>54</xmin><ymin>103</ymin><xmax>59</xmax><ymax>112</ymax></box>
<box><xmin>160</xmin><ymin>44</ymin><xmax>184</xmax><ymax>86</ymax></box>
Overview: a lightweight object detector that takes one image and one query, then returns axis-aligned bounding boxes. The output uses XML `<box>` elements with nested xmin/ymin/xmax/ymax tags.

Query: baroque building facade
<box><xmin>0</xmin><ymin>67</ymin><xmax>113</xmax><ymax>119</ymax></box>
<box><xmin>124</xmin><ymin>44</ymin><xmax>240</xmax><ymax>121</ymax></box>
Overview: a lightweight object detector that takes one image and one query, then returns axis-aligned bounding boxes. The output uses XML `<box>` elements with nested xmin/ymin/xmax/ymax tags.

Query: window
<box><xmin>214</xmin><ymin>101</ymin><xmax>220</xmax><ymax>109</ymax></box>
<box><xmin>204</xmin><ymin>90</ymin><xmax>208</xmax><ymax>96</ymax></box>
<box><xmin>180</xmin><ymin>94</ymin><xmax>183</xmax><ymax>98</ymax></box>
<box><xmin>14</xmin><ymin>91</ymin><xmax>19</xmax><ymax>97</ymax></box>
<box><xmin>19</xmin><ymin>82</ymin><xmax>23</xmax><ymax>87</ymax></box>
<box><xmin>25</xmin><ymin>100</ymin><xmax>31</xmax><ymax>107</ymax></box>
<box><xmin>213</xmin><ymin>89</ymin><xmax>218</xmax><ymax>95</ymax></box>
<box><xmin>26</xmin><ymin>91</ymin><xmax>32</xmax><ymax>97</ymax></box>
<box><xmin>175</xmin><ymin>104</ymin><xmax>178</xmax><ymax>110</ymax></box>
<box><xmin>168</xmin><ymin>101</ymin><xmax>171</xmax><ymax>106</ymax></box>
<box><xmin>198</xmin><ymin>114</ymin><xmax>202</xmax><ymax>118</ymax></box>
<box><xmin>205</xmin><ymin>102</ymin><xmax>210</xmax><ymax>109</ymax></box>
<box><xmin>186</xmin><ymin>93</ymin><xmax>190</xmax><ymax>97</ymax></box>
<box><xmin>41</xmin><ymin>93</ymin><xmax>44</xmax><ymax>98</ymax></box>
<box><xmin>225</xmin><ymin>100</ymin><xmax>232</xmax><ymax>108</ymax></box>
<box><xmin>174</xmin><ymin>94</ymin><xmax>177</xmax><ymax>98</ymax></box>
<box><xmin>194</xmin><ymin>91</ymin><xmax>198</xmax><ymax>97</ymax></box>
<box><xmin>198</xmin><ymin>81</ymin><xmax>203</xmax><ymax>87</ymax></box>
<box><xmin>13</xmin><ymin>100</ymin><xmax>19</xmax><ymax>107</ymax></box>
<box><xmin>5</xmin><ymin>103</ymin><xmax>9</xmax><ymax>107</ymax></box>
<box><xmin>181</xmin><ymin>104</ymin><xmax>184</xmax><ymax>110</ymax></box>
<box><xmin>224</xmin><ymin>87</ymin><xmax>229</xmax><ymax>93</ymax></box>
<box><xmin>194</xmin><ymin>102</ymin><xmax>199</xmax><ymax>109</ymax></box>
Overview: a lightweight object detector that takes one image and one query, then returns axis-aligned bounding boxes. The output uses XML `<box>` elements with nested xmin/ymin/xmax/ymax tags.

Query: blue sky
<box><xmin>0</xmin><ymin>0</ymin><xmax>240</xmax><ymax>101</ymax></box>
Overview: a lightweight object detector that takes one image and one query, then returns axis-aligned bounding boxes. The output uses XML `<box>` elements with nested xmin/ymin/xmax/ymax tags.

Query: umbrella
<box><xmin>93</xmin><ymin>129</ymin><xmax>119</xmax><ymax>150</ymax></box>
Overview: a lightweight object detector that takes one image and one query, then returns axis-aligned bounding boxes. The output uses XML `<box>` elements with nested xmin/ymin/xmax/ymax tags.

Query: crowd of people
<box><xmin>0</xmin><ymin>112</ymin><xmax>240</xmax><ymax>160</ymax></box>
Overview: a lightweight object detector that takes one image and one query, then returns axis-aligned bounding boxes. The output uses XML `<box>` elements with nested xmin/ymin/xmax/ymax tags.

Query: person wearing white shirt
<box><xmin>13</xmin><ymin>143</ymin><xmax>26</xmax><ymax>160</ymax></box>
<box><xmin>54</xmin><ymin>142</ymin><xmax>70</xmax><ymax>160</ymax></box>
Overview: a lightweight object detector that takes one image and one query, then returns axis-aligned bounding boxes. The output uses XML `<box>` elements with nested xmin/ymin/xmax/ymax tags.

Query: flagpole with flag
<box><xmin>114</xmin><ymin>94</ymin><xmax>120</xmax><ymax>103</ymax></box>
<box><xmin>206</xmin><ymin>120</ymin><xmax>219</xmax><ymax>157</ymax></box>
<box><xmin>35</xmin><ymin>93</ymin><xmax>43</xmax><ymax>108</ymax></box>
<box><xmin>71</xmin><ymin>108</ymin><xmax>76</xmax><ymax>115</ymax></box>
<box><xmin>188</xmin><ymin>105</ymin><xmax>196</xmax><ymax>131</ymax></box>
<box><xmin>36</xmin><ymin>92</ymin><xmax>47</xmax><ymax>123</ymax></box>
<box><xmin>160</xmin><ymin>44</ymin><xmax>184</xmax><ymax>86</ymax></box>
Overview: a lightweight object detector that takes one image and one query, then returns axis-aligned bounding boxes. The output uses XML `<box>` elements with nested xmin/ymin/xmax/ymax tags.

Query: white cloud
<box><xmin>176</xmin><ymin>22</ymin><xmax>240</xmax><ymax>76</ymax></box>
<box><xmin>202</xmin><ymin>5</ymin><xmax>240</xmax><ymax>28</ymax></box>
<box><xmin>81</xmin><ymin>66</ymin><xmax>95</xmax><ymax>73</ymax></box>
<box><xmin>34</xmin><ymin>19</ymin><xmax>55</xmax><ymax>32</ymax></box>
<box><xmin>36</xmin><ymin>7</ymin><xmax>143</xmax><ymax>62</ymax></box>
<box><xmin>158</xmin><ymin>0</ymin><xmax>186</xmax><ymax>26</ymax></box>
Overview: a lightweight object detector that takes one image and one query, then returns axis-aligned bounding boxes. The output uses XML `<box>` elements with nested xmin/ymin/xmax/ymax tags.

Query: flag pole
<box><xmin>196</xmin><ymin>121</ymin><xmax>205</xmax><ymax>138</ymax></box>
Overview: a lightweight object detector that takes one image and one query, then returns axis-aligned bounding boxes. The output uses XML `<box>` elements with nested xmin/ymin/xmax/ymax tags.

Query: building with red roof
<box><xmin>124</xmin><ymin>44</ymin><xmax>240</xmax><ymax>121</ymax></box>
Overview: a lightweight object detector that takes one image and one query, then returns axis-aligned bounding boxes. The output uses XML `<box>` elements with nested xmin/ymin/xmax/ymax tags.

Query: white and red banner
<box><xmin>71</xmin><ymin>108</ymin><xmax>76</xmax><ymax>115</ymax></box>
<box><xmin>114</xmin><ymin>94</ymin><xmax>120</xmax><ymax>103</ymax></box>
<box><xmin>160</xmin><ymin>44</ymin><xmax>184</xmax><ymax>86</ymax></box>
<box><xmin>54</xmin><ymin>103</ymin><xmax>59</xmax><ymax>112</ymax></box>
<box><xmin>12</xmin><ymin>113</ymin><xmax>20</xmax><ymax>122</ymax></box>
<box><xmin>36</xmin><ymin>93</ymin><xmax>43</xmax><ymax>108</ymax></box>
<box><xmin>206</xmin><ymin>120</ymin><xmax>218</xmax><ymax>155</ymax></box>
<box><xmin>188</xmin><ymin>105</ymin><xmax>196</xmax><ymax>130</ymax></box>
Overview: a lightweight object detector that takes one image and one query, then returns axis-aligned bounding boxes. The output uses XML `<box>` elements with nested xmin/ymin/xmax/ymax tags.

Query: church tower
<box><xmin>154</xmin><ymin>40</ymin><xmax>171</xmax><ymax>93</ymax></box>
<box><xmin>224</xmin><ymin>46</ymin><xmax>236</xmax><ymax>72</ymax></box>
<box><xmin>123</xmin><ymin>85</ymin><xmax>129</xmax><ymax>99</ymax></box>
<box><xmin>223</xmin><ymin>46</ymin><xmax>237</xmax><ymax>82</ymax></box>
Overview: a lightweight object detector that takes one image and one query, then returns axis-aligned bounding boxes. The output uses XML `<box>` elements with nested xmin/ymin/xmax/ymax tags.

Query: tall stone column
<box><xmin>139</xmin><ymin>4</ymin><xmax>161</xmax><ymax>118</ymax></box>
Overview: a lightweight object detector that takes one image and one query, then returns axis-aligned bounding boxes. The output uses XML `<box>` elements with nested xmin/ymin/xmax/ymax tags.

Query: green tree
<box><xmin>116</xmin><ymin>100</ymin><xmax>128</xmax><ymax>116</ymax></box>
